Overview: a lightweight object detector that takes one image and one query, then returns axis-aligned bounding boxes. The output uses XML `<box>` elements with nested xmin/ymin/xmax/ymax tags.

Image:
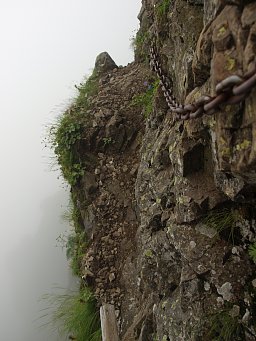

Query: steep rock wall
<box><xmin>66</xmin><ymin>1</ymin><xmax>256</xmax><ymax>340</ymax></box>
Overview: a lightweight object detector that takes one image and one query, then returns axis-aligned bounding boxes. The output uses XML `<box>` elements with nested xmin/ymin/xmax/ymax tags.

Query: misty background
<box><xmin>0</xmin><ymin>1</ymin><xmax>140</xmax><ymax>340</ymax></box>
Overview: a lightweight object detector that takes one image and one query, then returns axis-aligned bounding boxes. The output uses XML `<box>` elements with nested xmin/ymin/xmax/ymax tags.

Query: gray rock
<box><xmin>81</xmin><ymin>205</ymin><xmax>95</xmax><ymax>232</ymax></box>
<box><xmin>94</xmin><ymin>52</ymin><xmax>117</xmax><ymax>75</ymax></box>
<box><xmin>217</xmin><ymin>282</ymin><xmax>233</xmax><ymax>302</ymax></box>
<box><xmin>82</xmin><ymin>171</ymin><xmax>98</xmax><ymax>196</ymax></box>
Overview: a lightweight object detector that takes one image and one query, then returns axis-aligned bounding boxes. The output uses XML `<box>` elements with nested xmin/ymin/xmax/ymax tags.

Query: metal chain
<box><xmin>149</xmin><ymin>44</ymin><xmax>256</xmax><ymax>120</ymax></box>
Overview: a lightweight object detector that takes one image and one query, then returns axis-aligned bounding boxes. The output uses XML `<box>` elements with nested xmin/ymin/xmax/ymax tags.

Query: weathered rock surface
<box><xmin>95</xmin><ymin>52</ymin><xmax>118</xmax><ymax>75</ymax></box>
<box><xmin>70</xmin><ymin>0</ymin><xmax>256</xmax><ymax>340</ymax></box>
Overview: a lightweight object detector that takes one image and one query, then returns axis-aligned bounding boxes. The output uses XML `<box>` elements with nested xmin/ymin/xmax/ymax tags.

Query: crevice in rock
<box><xmin>183</xmin><ymin>143</ymin><xmax>205</xmax><ymax>177</ymax></box>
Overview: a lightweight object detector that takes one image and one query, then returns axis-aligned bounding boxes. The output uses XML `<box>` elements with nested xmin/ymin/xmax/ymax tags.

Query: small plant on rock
<box><xmin>131</xmin><ymin>30</ymin><xmax>150</xmax><ymax>62</ymax></box>
<box><xmin>144</xmin><ymin>249</ymin><xmax>154</xmax><ymax>258</ymax></box>
<box><xmin>75</xmin><ymin>69</ymin><xmax>99</xmax><ymax>110</ymax></box>
<box><xmin>207</xmin><ymin>309</ymin><xmax>245</xmax><ymax>341</ymax></box>
<box><xmin>102</xmin><ymin>137</ymin><xmax>114</xmax><ymax>146</ymax></box>
<box><xmin>67</xmin><ymin>231</ymin><xmax>87</xmax><ymax>276</ymax></box>
<box><xmin>48</xmin><ymin>70</ymin><xmax>99</xmax><ymax>186</ymax></box>
<box><xmin>61</xmin><ymin>195</ymin><xmax>84</xmax><ymax>233</ymax></box>
<box><xmin>49</xmin><ymin>113</ymin><xmax>84</xmax><ymax>186</ymax></box>
<box><xmin>57</xmin><ymin>192</ymin><xmax>88</xmax><ymax>276</ymax></box>
<box><xmin>131</xmin><ymin>79</ymin><xmax>159</xmax><ymax>117</ymax></box>
<box><xmin>203</xmin><ymin>208</ymin><xmax>241</xmax><ymax>244</ymax></box>
<box><xmin>156</xmin><ymin>0</ymin><xmax>170</xmax><ymax>19</ymax></box>
<box><xmin>56</xmin><ymin>230</ymin><xmax>87</xmax><ymax>277</ymax></box>
<box><xmin>249</xmin><ymin>242</ymin><xmax>256</xmax><ymax>263</ymax></box>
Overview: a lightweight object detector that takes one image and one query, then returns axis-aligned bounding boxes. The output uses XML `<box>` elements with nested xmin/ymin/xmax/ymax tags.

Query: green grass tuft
<box><xmin>67</xmin><ymin>231</ymin><xmax>87</xmax><ymax>276</ymax></box>
<box><xmin>131</xmin><ymin>30</ymin><xmax>150</xmax><ymax>62</ymax></box>
<box><xmin>61</xmin><ymin>194</ymin><xmax>84</xmax><ymax>232</ymax></box>
<box><xmin>57</xmin><ymin>194</ymin><xmax>88</xmax><ymax>276</ymax></box>
<box><xmin>156</xmin><ymin>0</ymin><xmax>170</xmax><ymax>19</ymax></box>
<box><xmin>207</xmin><ymin>309</ymin><xmax>245</xmax><ymax>341</ymax></box>
<box><xmin>75</xmin><ymin>70</ymin><xmax>99</xmax><ymax>110</ymax></box>
<box><xmin>203</xmin><ymin>208</ymin><xmax>240</xmax><ymax>244</ymax></box>
<box><xmin>131</xmin><ymin>79</ymin><xmax>159</xmax><ymax>117</ymax></box>
<box><xmin>249</xmin><ymin>242</ymin><xmax>256</xmax><ymax>263</ymax></box>
<box><xmin>41</xmin><ymin>288</ymin><xmax>101</xmax><ymax>341</ymax></box>
<box><xmin>56</xmin><ymin>230</ymin><xmax>87</xmax><ymax>277</ymax></box>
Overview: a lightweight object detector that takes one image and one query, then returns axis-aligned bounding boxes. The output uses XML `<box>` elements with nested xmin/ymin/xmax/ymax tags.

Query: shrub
<box><xmin>48</xmin><ymin>70</ymin><xmax>99</xmax><ymax>186</ymax></box>
<box><xmin>49</xmin><ymin>113</ymin><xmax>84</xmax><ymax>186</ymax></box>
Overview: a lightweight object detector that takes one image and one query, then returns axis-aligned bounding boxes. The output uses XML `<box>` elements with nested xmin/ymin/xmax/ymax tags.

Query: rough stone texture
<box><xmin>72</xmin><ymin>62</ymin><xmax>153</xmax><ymax>312</ymax></box>
<box><xmin>69</xmin><ymin>0</ymin><xmax>256</xmax><ymax>340</ymax></box>
<box><xmin>94</xmin><ymin>51</ymin><xmax>118</xmax><ymax>75</ymax></box>
<box><xmin>128</xmin><ymin>1</ymin><xmax>256</xmax><ymax>340</ymax></box>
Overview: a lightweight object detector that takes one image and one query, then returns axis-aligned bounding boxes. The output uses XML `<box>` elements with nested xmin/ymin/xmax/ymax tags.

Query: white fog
<box><xmin>0</xmin><ymin>1</ymin><xmax>140</xmax><ymax>340</ymax></box>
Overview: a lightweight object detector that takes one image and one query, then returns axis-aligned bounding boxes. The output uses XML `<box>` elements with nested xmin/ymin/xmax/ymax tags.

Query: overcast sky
<box><xmin>0</xmin><ymin>1</ymin><xmax>141</xmax><ymax>340</ymax></box>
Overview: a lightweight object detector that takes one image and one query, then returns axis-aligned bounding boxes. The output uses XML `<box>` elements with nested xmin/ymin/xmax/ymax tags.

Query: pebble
<box><xmin>204</xmin><ymin>282</ymin><xmax>210</xmax><ymax>291</ymax></box>
<box><xmin>190</xmin><ymin>241</ymin><xmax>196</xmax><ymax>249</ymax></box>
<box><xmin>216</xmin><ymin>296</ymin><xmax>224</xmax><ymax>307</ymax></box>
<box><xmin>232</xmin><ymin>246</ymin><xmax>239</xmax><ymax>255</ymax></box>
<box><xmin>217</xmin><ymin>282</ymin><xmax>233</xmax><ymax>301</ymax></box>
<box><xmin>230</xmin><ymin>305</ymin><xmax>240</xmax><ymax>318</ymax></box>
<box><xmin>242</xmin><ymin>308</ymin><xmax>250</xmax><ymax>324</ymax></box>
<box><xmin>113</xmin><ymin>230</ymin><xmax>121</xmax><ymax>238</ymax></box>
<box><xmin>109</xmin><ymin>273</ymin><xmax>116</xmax><ymax>282</ymax></box>
<box><xmin>122</xmin><ymin>165</ymin><xmax>128</xmax><ymax>172</ymax></box>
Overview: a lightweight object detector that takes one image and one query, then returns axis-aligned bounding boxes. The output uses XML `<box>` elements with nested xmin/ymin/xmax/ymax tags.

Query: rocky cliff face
<box><xmin>63</xmin><ymin>1</ymin><xmax>256</xmax><ymax>340</ymax></box>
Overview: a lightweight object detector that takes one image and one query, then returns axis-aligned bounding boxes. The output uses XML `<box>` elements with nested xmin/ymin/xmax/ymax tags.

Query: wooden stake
<box><xmin>100</xmin><ymin>304</ymin><xmax>119</xmax><ymax>341</ymax></box>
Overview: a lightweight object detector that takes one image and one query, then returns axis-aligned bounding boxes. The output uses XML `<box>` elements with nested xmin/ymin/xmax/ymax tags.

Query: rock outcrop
<box><xmin>62</xmin><ymin>1</ymin><xmax>256</xmax><ymax>340</ymax></box>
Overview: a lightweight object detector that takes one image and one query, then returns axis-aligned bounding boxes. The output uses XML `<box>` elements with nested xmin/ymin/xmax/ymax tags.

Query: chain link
<box><xmin>149</xmin><ymin>44</ymin><xmax>256</xmax><ymax>120</ymax></box>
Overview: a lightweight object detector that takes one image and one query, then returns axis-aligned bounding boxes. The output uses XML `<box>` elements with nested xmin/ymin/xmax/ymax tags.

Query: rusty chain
<box><xmin>149</xmin><ymin>44</ymin><xmax>256</xmax><ymax>120</ymax></box>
